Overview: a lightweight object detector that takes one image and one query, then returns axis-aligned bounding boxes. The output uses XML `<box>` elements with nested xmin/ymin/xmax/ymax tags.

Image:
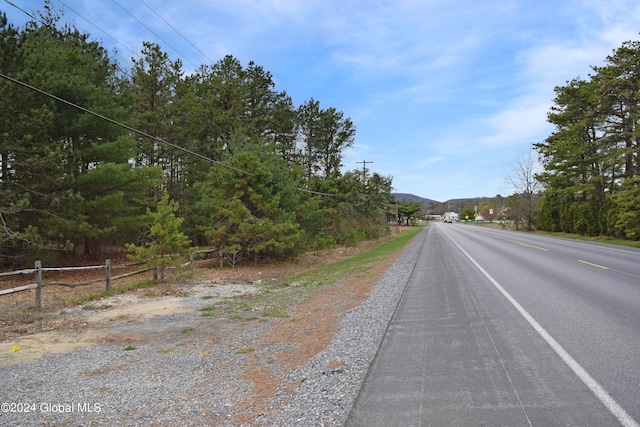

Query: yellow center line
<box><xmin>578</xmin><ymin>260</ymin><xmax>609</xmax><ymax>270</ymax></box>
<box><xmin>492</xmin><ymin>235</ymin><xmax>548</xmax><ymax>251</ymax></box>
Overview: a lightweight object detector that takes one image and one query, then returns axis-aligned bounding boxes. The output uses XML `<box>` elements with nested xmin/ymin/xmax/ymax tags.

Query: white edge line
<box><xmin>443</xmin><ymin>229</ymin><xmax>639</xmax><ymax>427</ymax></box>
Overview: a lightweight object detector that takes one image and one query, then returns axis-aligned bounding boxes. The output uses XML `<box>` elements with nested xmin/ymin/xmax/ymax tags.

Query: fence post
<box><xmin>105</xmin><ymin>259</ymin><xmax>112</xmax><ymax>291</ymax></box>
<box><xmin>34</xmin><ymin>260</ymin><xmax>42</xmax><ymax>309</ymax></box>
<box><xmin>190</xmin><ymin>252</ymin><xmax>195</xmax><ymax>270</ymax></box>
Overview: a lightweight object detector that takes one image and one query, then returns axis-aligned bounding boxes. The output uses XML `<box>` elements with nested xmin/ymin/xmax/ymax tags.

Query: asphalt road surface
<box><xmin>347</xmin><ymin>222</ymin><xmax>640</xmax><ymax>427</ymax></box>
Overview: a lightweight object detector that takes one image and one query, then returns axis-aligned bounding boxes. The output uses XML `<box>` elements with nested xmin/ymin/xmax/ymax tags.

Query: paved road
<box><xmin>347</xmin><ymin>223</ymin><xmax>640</xmax><ymax>427</ymax></box>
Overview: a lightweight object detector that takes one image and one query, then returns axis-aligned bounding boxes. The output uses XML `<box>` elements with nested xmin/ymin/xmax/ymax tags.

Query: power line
<box><xmin>4</xmin><ymin>3</ymin><xmax>245</xmax><ymax>177</ymax></box>
<box><xmin>9</xmin><ymin>0</ymin><xmax>224</xmax><ymax>145</ymax></box>
<box><xmin>3</xmin><ymin>0</ymin><xmax>36</xmax><ymax>22</ymax></box>
<box><xmin>110</xmin><ymin>0</ymin><xmax>199</xmax><ymax>70</ymax></box>
<box><xmin>56</xmin><ymin>0</ymin><xmax>140</xmax><ymax>60</ymax></box>
<box><xmin>1</xmin><ymin>2</ymin><xmax>339</xmax><ymax>197</ymax></box>
<box><xmin>0</xmin><ymin>72</ymin><xmax>253</xmax><ymax>176</ymax></box>
<box><xmin>295</xmin><ymin>187</ymin><xmax>337</xmax><ymax>196</ymax></box>
<box><xmin>6</xmin><ymin>0</ymin><xmax>143</xmax><ymax>92</ymax></box>
<box><xmin>0</xmin><ymin>72</ymin><xmax>342</xmax><ymax>196</ymax></box>
<box><xmin>138</xmin><ymin>0</ymin><xmax>216</xmax><ymax>66</ymax></box>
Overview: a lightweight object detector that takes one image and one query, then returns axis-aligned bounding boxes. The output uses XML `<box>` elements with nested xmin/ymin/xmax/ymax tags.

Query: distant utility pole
<box><xmin>356</xmin><ymin>160</ymin><xmax>373</xmax><ymax>183</ymax></box>
<box><xmin>393</xmin><ymin>187</ymin><xmax>401</xmax><ymax>234</ymax></box>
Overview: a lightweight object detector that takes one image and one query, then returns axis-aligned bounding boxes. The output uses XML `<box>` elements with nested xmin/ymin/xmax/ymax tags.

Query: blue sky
<box><xmin>5</xmin><ymin>0</ymin><xmax>640</xmax><ymax>202</ymax></box>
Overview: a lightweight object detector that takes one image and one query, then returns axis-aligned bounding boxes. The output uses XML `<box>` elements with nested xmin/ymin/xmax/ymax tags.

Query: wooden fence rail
<box><xmin>187</xmin><ymin>248</ymin><xmax>218</xmax><ymax>268</ymax></box>
<box><xmin>0</xmin><ymin>260</ymin><xmax>149</xmax><ymax>309</ymax></box>
<box><xmin>0</xmin><ymin>248</ymin><xmax>219</xmax><ymax>309</ymax></box>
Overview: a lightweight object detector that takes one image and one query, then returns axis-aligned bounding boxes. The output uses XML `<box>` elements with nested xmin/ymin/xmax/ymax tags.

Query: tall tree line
<box><xmin>0</xmin><ymin>7</ymin><xmax>392</xmax><ymax>267</ymax></box>
<box><xmin>535</xmin><ymin>38</ymin><xmax>640</xmax><ymax>239</ymax></box>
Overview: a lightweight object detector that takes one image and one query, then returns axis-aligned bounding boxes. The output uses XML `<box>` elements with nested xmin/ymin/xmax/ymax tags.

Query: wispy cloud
<box><xmin>6</xmin><ymin>0</ymin><xmax>640</xmax><ymax>200</ymax></box>
<box><xmin>479</xmin><ymin>103</ymin><xmax>554</xmax><ymax>147</ymax></box>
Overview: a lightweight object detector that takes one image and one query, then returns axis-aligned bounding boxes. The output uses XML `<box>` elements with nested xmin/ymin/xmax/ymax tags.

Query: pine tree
<box><xmin>126</xmin><ymin>192</ymin><xmax>190</xmax><ymax>281</ymax></box>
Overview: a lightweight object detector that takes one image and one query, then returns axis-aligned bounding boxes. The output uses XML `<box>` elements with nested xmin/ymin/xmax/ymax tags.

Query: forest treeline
<box><xmin>0</xmin><ymin>7</ymin><xmax>397</xmax><ymax>267</ymax></box>
<box><xmin>535</xmin><ymin>38</ymin><xmax>640</xmax><ymax>239</ymax></box>
<box><xmin>5</xmin><ymin>5</ymin><xmax>638</xmax><ymax>270</ymax></box>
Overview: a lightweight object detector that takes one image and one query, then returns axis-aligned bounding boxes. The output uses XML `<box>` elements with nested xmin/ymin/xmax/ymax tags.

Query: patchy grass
<box><xmin>262</xmin><ymin>307</ymin><xmax>288</xmax><ymax>318</ymax></box>
<box><xmin>197</xmin><ymin>227</ymin><xmax>423</xmax><ymax>324</ymax></box>
<box><xmin>199</xmin><ymin>306</ymin><xmax>215</xmax><ymax>318</ymax></box>
<box><xmin>83</xmin><ymin>362</ymin><xmax>131</xmax><ymax>376</ymax></box>
<box><xmin>181</xmin><ymin>327</ymin><xmax>196</xmax><ymax>334</ymax></box>
<box><xmin>206</xmin><ymin>297</ymin><xmax>253</xmax><ymax>312</ymax></box>
<box><xmin>9</xmin><ymin>309</ymin><xmax>41</xmax><ymax>323</ymax></box>
<box><xmin>236</xmin><ymin>347</ymin><xmax>255</xmax><ymax>355</ymax></box>
<box><xmin>229</xmin><ymin>313</ymin><xmax>259</xmax><ymax>321</ymax></box>
<box><xmin>124</xmin><ymin>345</ymin><xmax>137</xmax><ymax>351</ymax></box>
<box><xmin>68</xmin><ymin>279</ymin><xmax>157</xmax><ymax>306</ymax></box>
<box><xmin>288</xmin><ymin>226</ymin><xmax>422</xmax><ymax>286</ymax></box>
<box><xmin>267</xmin><ymin>226</ymin><xmax>421</xmax><ymax>293</ymax></box>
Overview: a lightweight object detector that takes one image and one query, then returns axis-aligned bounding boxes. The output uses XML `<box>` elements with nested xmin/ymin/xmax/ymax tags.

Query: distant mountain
<box><xmin>392</xmin><ymin>194</ymin><xmax>501</xmax><ymax>215</ymax></box>
<box><xmin>446</xmin><ymin>197</ymin><xmax>486</xmax><ymax>207</ymax></box>
<box><xmin>394</xmin><ymin>193</ymin><xmax>440</xmax><ymax>204</ymax></box>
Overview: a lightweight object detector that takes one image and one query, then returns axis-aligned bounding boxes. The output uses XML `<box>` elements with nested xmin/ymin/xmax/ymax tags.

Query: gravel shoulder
<box><xmin>0</xmin><ymin>229</ymin><xmax>425</xmax><ymax>426</ymax></box>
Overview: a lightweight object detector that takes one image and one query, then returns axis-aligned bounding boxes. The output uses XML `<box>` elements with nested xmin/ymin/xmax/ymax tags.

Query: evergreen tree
<box><xmin>126</xmin><ymin>192</ymin><xmax>190</xmax><ymax>281</ymax></box>
<box><xmin>297</xmin><ymin>99</ymin><xmax>355</xmax><ymax>183</ymax></box>
<box><xmin>535</xmin><ymin>38</ymin><xmax>640</xmax><ymax>238</ymax></box>
<box><xmin>202</xmin><ymin>151</ymin><xmax>302</xmax><ymax>263</ymax></box>
<box><xmin>614</xmin><ymin>176</ymin><xmax>640</xmax><ymax>239</ymax></box>
<box><xmin>0</xmin><ymin>3</ymin><xmax>396</xmax><ymax>266</ymax></box>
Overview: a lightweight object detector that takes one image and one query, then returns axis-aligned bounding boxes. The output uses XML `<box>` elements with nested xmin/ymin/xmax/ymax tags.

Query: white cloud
<box><xmin>479</xmin><ymin>102</ymin><xmax>554</xmax><ymax>147</ymax></box>
<box><xmin>414</xmin><ymin>156</ymin><xmax>445</xmax><ymax>168</ymax></box>
<box><xmin>472</xmin><ymin>0</ymin><xmax>640</xmax><ymax>149</ymax></box>
<box><xmin>12</xmin><ymin>0</ymin><xmax>640</xmax><ymax>202</ymax></box>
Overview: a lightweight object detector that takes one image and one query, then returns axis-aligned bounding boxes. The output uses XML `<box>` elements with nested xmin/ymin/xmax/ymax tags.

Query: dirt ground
<box><xmin>0</xmin><ymin>234</ymin><xmax>407</xmax><ymax>424</ymax></box>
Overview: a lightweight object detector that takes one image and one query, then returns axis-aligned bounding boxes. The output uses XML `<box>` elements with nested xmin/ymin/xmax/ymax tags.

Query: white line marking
<box><xmin>442</xmin><ymin>229</ymin><xmax>639</xmax><ymax>427</ymax></box>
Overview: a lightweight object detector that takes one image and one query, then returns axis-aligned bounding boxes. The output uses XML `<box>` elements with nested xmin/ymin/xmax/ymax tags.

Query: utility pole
<box><xmin>393</xmin><ymin>187</ymin><xmax>401</xmax><ymax>234</ymax></box>
<box><xmin>356</xmin><ymin>160</ymin><xmax>373</xmax><ymax>183</ymax></box>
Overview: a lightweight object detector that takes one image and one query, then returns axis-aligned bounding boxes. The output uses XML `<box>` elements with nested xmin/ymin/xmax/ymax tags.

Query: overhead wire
<box><xmin>0</xmin><ymin>72</ymin><xmax>253</xmax><ymax>175</ymax></box>
<box><xmin>0</xmin><ymin>71</ymin><xmax>341</xmax><ymax>195</ymax></box>
<box><xmin>121</xmin><ymin>3</ymin><xmax>339</xmax><ymax>197</ymax></box>
<box><xmin>2</xmin><ymin>68</ymin><xmax>340</xmax><ymax>195</ymax></box>
<box><xmin>138</xmin><ymin>0</ymin><xmax>217</xmax><ymax>66</ymax></box>
<box><xmin>2</xmin><ymin>0</ymin><xmax>339</xmax><ymax>196</ymax></box>
<box><xmin>55</xmin><ymin>0</ymin><xmax>140</xmax><ymax>61</ymax></box>
<box><xmin>5</xmin><ymin>0</ymin><xmax>143</xmax><ymax>96</ymax></box>
<box><xmin>23</xmin><ymin>0</ymin><xmax>223</xmax><ymax>143</ymax></box>
<box><xmin>110</xmin><ymin>0</ymin><xmax>200</xmax><ymax>70</ymax></box>
<box><xmin>2</xmin><ymin>0</ymin><xmax>251</xmax><ymax>174</ymax></box>
<box><xmin>2</xmin><ymin>0</ymin><xmax>36</xmax><ymax>22</ymax></box>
